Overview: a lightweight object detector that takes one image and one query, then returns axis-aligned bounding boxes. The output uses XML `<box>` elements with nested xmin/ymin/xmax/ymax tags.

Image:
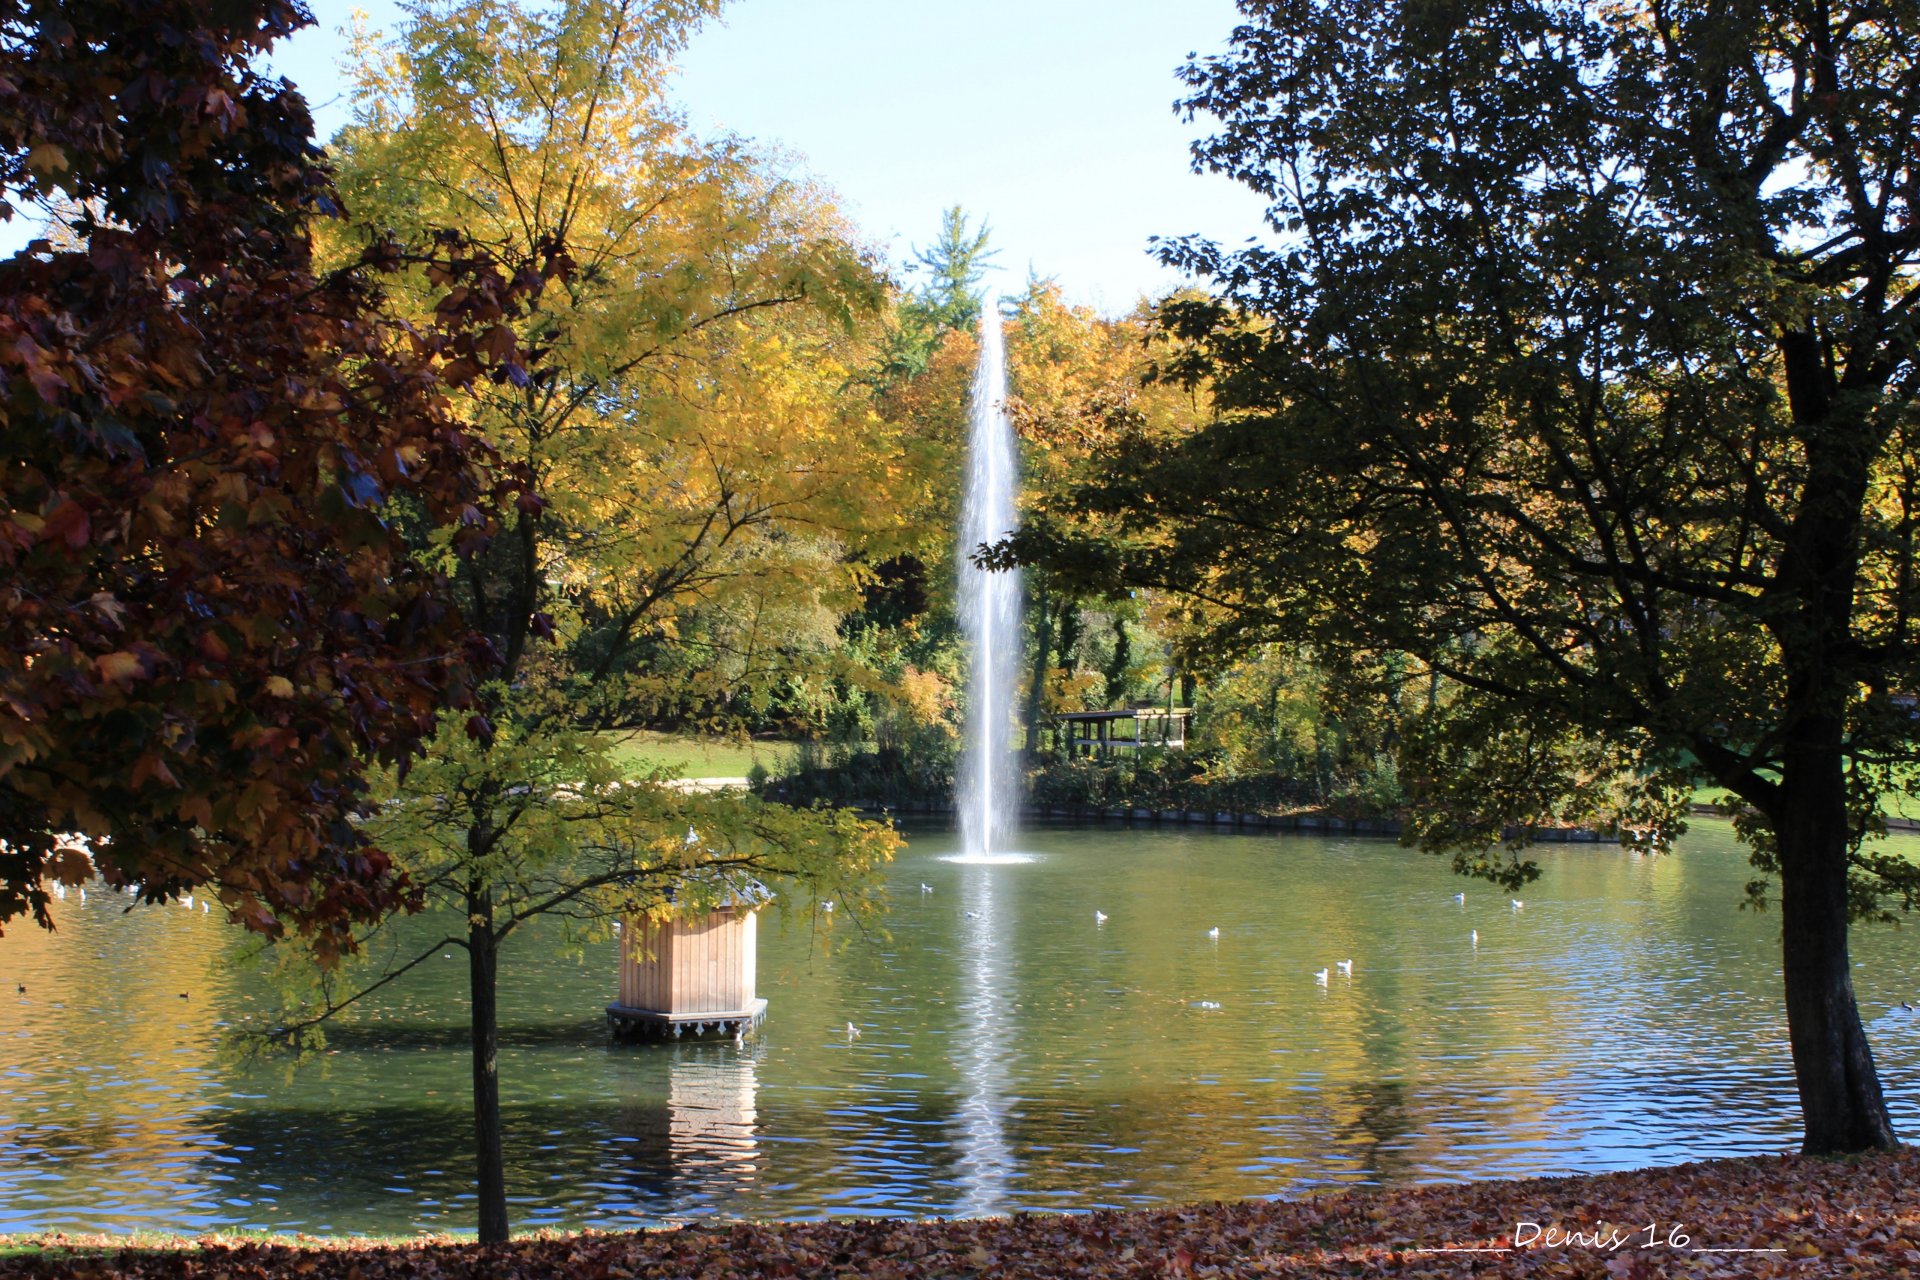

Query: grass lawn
<box><xmin>1690</xmin><ymin>783</ymin><xmax>1920</xmax><ymax>823</ymax></box>
<box><xmin>596</xmin><ymin>730</ymin><xmax>800</xmax><ymax>781</ymax></box>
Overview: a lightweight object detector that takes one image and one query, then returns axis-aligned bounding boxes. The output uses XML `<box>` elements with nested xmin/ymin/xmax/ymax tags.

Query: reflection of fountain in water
<box><xmin>956</xmin><ymin>309</ymin><xmax>1023</xmax><ymax>860</ymax></box>
<box><xmin>951</xmin><ymin>864</ymin><xmax>1016</xmax><ymax>1215</ymax></box>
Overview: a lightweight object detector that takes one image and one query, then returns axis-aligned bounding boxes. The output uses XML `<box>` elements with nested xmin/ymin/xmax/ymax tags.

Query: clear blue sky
<box><xmin>19</xmin><ymin>1</ymin><xmax>1276</xmax><ymax>311</ymax></box>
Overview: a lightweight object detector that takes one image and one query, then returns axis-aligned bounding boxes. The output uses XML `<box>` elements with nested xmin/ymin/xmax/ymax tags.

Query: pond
<box><xmin>3</xmin><ymin>820</ymin><xmax>1918</xmax><ymax>1236</ymax></box>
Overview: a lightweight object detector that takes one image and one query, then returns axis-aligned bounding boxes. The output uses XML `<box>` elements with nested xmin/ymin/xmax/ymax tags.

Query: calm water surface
<box><xmin>3</xmin><ymin>822</ymin><xmax>1918</xmax><ymax>1235</ymax></box>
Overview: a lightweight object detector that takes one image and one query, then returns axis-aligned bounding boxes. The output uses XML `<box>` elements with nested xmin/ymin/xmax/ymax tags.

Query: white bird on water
<box><xmin>1094</xmin><ymin>910</ymin><xmax>1108</xmax><ymax>924</ymax></box>
<box><xmin>1207</xmin><ymin>926</ymin><xmax>1220</xmax><ymax>941</ymax></box>
<box><xmin>1336</xmin><ymin>959</ymin><xmax>1353</xmax><ymax>975</ymax></box>
<box><xmin>820</xmin><ymin>901</ymin><xmax>834</xmax><ymax>913</ymax></box>
<box><xmin>1453</xmin><ymin>892</ymin><xmax>1466</xmax><ymax>905</ymax></box>
<box><xmin>181</xmin><ymin>893</ymin><xmax>192</xmax><ymax>909</ymax></box>
<box><xmin>1314</xmin><ymin>968</ymin><xmax>1329</xmax><ymax>985</ymax></box>
<box><xmin>965</xmin><ymin>910</ymin><xmax>981</xmax><ymax>919</ymax></box>
<box><xmin>1472</xmin><ymin>929</ymin><xmax>1480</xmax><ymax>947</ymax></box>
<box><xmin>78</xmin><ymin>888</ymin><xmax>85</xmax><ymax>904</ymax></box>
<box><xmin>201</xmin><ymin>901</ymin><xmax>208</xmax><ymax>914</ymax></box>
<box><xmin>920</xmin><ymin>883</ymin><xmax>933</xmax><ymax>894</ymax></box>
<box><xmin>1511</xmin><ymin>899</ymin><xmax>1525</xmax><ymax>911</ymax></box>
<box><xmin>845</xmin><ymin>1022</ymin><xmax>860</xmax><ymax>1039</ymax></box>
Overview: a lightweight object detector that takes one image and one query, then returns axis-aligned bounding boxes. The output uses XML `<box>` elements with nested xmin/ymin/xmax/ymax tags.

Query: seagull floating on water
<box><xmin>1453</xmin><ymin>892</ymin><xmax>1465</xmax><ymax>904</ymax></box>
<box><xmin>965</xmin><ymin>910</ymin><xmax>980</xmax><ymax>919</ymax></box>
<box><xmin>201</xmin><ymin>901</ymin><xmax>208</xmax><ymax>914</ymax></box>
<box><xmin>1511</xmin><ymin>899</ymin><xmax>1524</xmax><ymax>911</ymax></box>
<box><xmin>1094</xmin><ymin>910</ymin><xmax>1108</xmax><ymax>924</ymax></box>
<box><xmin>1207</xmin><ymin>926</ymin><xmax>1220</xmax><ymax>940</ymax></box>
<box><xmin>1314</xmin><ymin>968</ymin><xmax>1329</xmax><ymax>985</ymax></box>
<box><xmin>1336</xmin><ymin>959</ymin><xmax>1353</xmax><ymax>975</ymax></box>
<box><xmin>1193</xmin><ymin>1000</ymin><xmax>1222</xmax><ymax>1009</ymax></box>
<box><xmin>920</xmin><ymin>883</ymin><xmax>933</xmax><ymax>894</ymax></box>
<box><xmin>845</xmin><ymin>1022</ymin><xmax>860</xmax><ymax>1039</ymax></box>
<box><xmin>1471</xmin><ymin>929</ymin><xmax>1480</xmax><ymax>946</ymax></box>
<box><xmin>820</xmin><ymin>901</ymin><xmax>834</xmax><ymax>912</ymax></box>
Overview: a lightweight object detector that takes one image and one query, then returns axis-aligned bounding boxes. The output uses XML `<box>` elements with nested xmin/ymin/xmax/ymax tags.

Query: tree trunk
<box><xmin>467</xmin><ymin>884</ymin><xmax>510</xmax><ymax>1242</ymax></box>
<box><xmin>1023</xmin><ymin>591</ymin><xmax>1054</xmax><ymax>765</ymax></box>
<box><xmin>1774</xmin><ymin>736</ymin><xmax>1898</xmax><ymax>1155</ymax></box>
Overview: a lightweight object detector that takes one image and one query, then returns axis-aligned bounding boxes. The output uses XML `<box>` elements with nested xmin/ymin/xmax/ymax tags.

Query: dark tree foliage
<box><xmin>0</xmin><ymin>0</ymin><xmax>555</xmax><ymax>959</ymax></box>
<box><xmin>1012</xmin><ymin>0</ymin><xmax>1920</xmax><ymax>1154</ymax></box>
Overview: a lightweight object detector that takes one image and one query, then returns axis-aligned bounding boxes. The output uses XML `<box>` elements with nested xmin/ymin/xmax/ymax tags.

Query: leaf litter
<box><xmin>2</xmin><ymin>1149</ymin><xmax>1915</xmax><ymax>1278</ymax></box>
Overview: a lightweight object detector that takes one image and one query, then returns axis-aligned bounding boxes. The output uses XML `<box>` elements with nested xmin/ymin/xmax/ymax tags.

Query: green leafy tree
<box><xmin>1015</xmin><ymin>0</ymin><xmax>1920</xmax><ymax>1154</ymax></box>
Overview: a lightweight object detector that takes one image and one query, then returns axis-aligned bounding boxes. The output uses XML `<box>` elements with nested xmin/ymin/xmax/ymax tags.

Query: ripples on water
<box><xmin>2</xmin><ymin>823</ymin><xmax>1918</xmax><ymax>1235</ymax></box>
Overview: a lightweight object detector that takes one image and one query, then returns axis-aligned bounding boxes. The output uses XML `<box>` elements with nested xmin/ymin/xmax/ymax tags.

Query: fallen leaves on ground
<box><xmin>3</xmin><ymin>1149</ymin><xmax>1916</xmax><ymax>1278</ymax></box>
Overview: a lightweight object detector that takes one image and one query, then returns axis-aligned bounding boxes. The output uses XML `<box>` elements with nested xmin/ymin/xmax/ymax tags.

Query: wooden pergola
<box><xmin>1052</xmin><ymin>707</ymin><xmax>1192</xmax><ymax>758</ymax></box>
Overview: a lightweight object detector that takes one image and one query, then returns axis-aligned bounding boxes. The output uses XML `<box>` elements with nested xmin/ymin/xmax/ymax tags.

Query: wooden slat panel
<box><xmin>669</xmin><ymin>916</ymin><xmax>686</xmax><ymax>1011</ymax></box>
<box><xmin>740</xmin><ymin>911</ymin><xmax>757</xmax><ymax>1004</ymax></box>
<box><xmin>616</xmin><ymin>907</ymin><xmax>763</xmax><ymax>1016</ymax></box>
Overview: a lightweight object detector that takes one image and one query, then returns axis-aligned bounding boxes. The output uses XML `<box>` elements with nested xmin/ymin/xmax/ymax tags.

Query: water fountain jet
<box><xmin>954</xmin><ymin>308</ymin><xmax>1023</xmax><ymax>863</ymax></box>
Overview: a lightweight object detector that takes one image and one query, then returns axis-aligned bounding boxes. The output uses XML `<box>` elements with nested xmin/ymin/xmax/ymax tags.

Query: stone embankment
<box><xmin>876</xmin><ymin>800</ymin><xmax>1616</xmax><ymax>843</ymax></box>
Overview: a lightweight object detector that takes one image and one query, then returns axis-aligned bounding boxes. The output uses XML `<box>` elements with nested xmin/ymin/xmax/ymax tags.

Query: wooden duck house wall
<box><xmin>617</xmin><ymin>906</ymin><xmax>759</xmax><ymax>1017</ymax></box>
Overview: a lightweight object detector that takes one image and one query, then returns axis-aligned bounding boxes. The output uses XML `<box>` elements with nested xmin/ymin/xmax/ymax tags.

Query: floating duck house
<box><xmin>608</xmin><ymin>881</ymin><xmax>770</xmax><ymax>1041</ymax></box>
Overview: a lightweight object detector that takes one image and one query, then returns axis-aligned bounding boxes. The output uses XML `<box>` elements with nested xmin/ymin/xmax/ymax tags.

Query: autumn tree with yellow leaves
<box><xmin>270</xmin><ymin>0</ymin><xmax>909</xmax><ymax>1241</ymax></box>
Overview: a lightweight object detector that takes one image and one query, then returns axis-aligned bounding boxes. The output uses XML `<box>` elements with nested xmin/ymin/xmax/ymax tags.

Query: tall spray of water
<box><xmin>956</xmin><ymin>310</ymin><xmax>1023</xmax><ymax>860</ymax></box>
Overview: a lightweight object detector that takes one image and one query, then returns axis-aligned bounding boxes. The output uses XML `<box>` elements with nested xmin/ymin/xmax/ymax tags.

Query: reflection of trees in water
<box><xmin>209</xmin><ymin>1102</ymin><xmax>548</xmax><ymax>1232</ymax></box>
<box><xmin>205</xmin><ymin>1048</ymin><xmax>996</xmax><ymax>1228</ymax></box>
<box><xmin>301</xmin><ymin>1018</ymin><xmax>608</xmax><ymax>1053</ymax></box>
<box><xmin>0</xmin><ymin>896</ymin><xmax>238</xmax><ymax>1232</ymax></box>
<box><xmin>196</xmin><ymin>1074</ymin><xmax>1523</xmax><ymax>1231</ymax></box>
<box><xmin>1327</xmin><ymin>1080</ymin><xmax>1415</xmax><ymax>1182</ymax></box>
<box><xmin>204</xmin><ymin>1049</ymin><xmax>766</xmax><ymax>1234</ymax></box>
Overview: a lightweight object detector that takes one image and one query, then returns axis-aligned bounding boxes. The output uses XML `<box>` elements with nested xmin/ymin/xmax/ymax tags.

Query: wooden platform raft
<box><xmin>607</xmin><ymin>880</ymin><xmax>771</xmax><ymax>1042</ymax></box>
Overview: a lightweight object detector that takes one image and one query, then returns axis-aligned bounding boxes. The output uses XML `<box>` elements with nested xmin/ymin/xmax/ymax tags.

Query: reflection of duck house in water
<box><xmin>608</xmin><ymin>881</ymin><xmax>770</xmax><ymax>1041</ymax></box>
